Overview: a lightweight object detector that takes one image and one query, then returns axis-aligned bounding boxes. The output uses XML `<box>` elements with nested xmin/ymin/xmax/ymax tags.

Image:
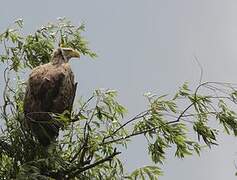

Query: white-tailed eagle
<box><xmin>24</xmin><ymin>47</ymin><xmax>80</xmax><ymax>146</ymax></box>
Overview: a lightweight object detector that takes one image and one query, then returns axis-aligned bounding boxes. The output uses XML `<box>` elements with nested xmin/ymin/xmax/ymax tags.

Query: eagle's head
<box><xmin>51</xmin><ymin>47</ymin><xmax>80</xmax><ymax>64</ymax></box>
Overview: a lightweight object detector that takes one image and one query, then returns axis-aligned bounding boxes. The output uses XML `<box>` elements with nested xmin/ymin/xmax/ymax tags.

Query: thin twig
<box><xmin>102</xmin><ymin>109</ymin><xmax>150</xmax><ymax>142</ymax></box>
<box><xmin>193</xmin><ymin>54</ymin><xmax>203</xmax><ymax>85</ymax></box>
<box><xmin>70</xmin><ymin>95</ymin><xmax>94</xmax><ymax>122</ymax></box>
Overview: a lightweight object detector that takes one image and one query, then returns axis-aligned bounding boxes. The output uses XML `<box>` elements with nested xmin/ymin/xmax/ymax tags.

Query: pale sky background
<box><xmin>1</xmin><ymin>0</ymin><xmax>237</xmax><ymax>179</ymax></box>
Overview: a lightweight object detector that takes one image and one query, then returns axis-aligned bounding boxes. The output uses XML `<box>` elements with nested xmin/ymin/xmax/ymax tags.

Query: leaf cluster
<box><xmin>0</xmin><ymin>18</ymin><xmax>97</xmax><ymax>71</ymax></box>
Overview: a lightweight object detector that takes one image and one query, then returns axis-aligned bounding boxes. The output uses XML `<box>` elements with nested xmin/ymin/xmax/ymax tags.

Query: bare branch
<box><xmin>67</xmin><ymin>149</ymin><xmax>121</xmax><ymax>179</ymax></box>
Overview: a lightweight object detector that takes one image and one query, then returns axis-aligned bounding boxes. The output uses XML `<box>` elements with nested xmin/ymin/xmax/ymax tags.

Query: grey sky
<box><xmin>1</xmin><ymin>0</ymin><xmax>237</xmax><ymax>179</ymax></box>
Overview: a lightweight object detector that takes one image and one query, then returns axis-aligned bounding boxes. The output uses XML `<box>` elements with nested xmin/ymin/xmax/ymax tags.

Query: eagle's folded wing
<box><xmin>24</xmin><ymin>63</ymin><xmax>75</xmax><ymax>146</ymax></box>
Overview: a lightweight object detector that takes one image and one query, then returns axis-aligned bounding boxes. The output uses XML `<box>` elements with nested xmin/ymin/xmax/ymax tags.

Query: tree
<box><xmin>0</xmin><ymin>18</ymin><xmax>237</xmax><ymax>179</ymax></box>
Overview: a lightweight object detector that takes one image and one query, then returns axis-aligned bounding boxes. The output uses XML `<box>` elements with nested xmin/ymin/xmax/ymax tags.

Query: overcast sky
<box><xmin>1</xmin><ymin>0</ymin><xmax>237</xmax><ymax>179</ymax></box>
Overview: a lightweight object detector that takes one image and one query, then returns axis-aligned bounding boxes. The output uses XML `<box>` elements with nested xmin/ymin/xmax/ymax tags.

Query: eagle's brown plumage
<box><xmin>24</xmin><ymin>48</ymin><xmax>80</xmax><ymax>146</ymax></box>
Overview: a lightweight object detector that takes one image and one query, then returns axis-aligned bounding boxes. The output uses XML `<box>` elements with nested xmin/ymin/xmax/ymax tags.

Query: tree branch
<box><xmin>67</xmin><ymin>150</ymin><xmax>121</xmax><ymax>179</ymax></box>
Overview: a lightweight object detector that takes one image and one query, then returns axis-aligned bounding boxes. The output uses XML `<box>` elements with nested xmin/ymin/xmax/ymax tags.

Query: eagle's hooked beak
<box><xmin>60</xmin><ymin>47</ymin><xmax>80</xmax><ymax>60</ymax></box>
<box><xmin>70</xmin><ymin>49</ymin><xmax>80</xmax><ymax>58</ymax></box>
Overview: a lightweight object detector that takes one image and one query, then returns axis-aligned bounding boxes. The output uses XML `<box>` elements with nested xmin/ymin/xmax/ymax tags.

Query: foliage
<box><xmin>0</xmin><ymin>18</ymin><xmax>97</xmax><ymax>71</ymax></box>
<box><xmin>1</xmin><ymin>19</ymin><xmax>237</xmax><ymax>179</ymax></box>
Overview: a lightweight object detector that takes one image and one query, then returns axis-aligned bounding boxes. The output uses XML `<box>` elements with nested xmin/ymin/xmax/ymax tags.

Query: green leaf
<box><xmin>129</xmin><ymin>166</ymin><xmax>162</xmax><ymax>180</ymax></box>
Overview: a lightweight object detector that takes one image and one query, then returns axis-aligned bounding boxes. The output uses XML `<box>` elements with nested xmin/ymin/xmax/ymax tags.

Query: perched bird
<box><xmin>23</xmin><ymin>47</ymin><xmax>80</xmax><ymax>146</ymax></box>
